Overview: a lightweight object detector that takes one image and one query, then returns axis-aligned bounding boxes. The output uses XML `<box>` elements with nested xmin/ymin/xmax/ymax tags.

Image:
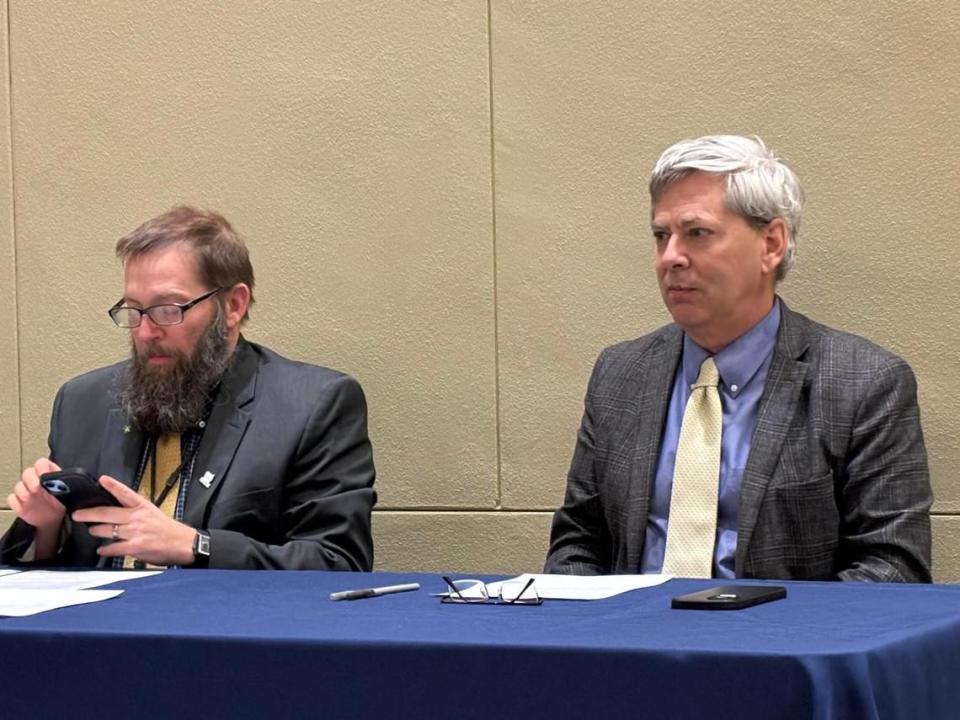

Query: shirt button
<box><xmin>730</xmin><ymin>384</ymin><xmax>739</xmax><ymax>393</ymax></box>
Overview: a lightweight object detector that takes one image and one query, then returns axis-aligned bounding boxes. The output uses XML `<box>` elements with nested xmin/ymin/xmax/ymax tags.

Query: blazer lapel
<box><xmin>93</xmin><ymin>404</ymin><xmax>145</xmax><ymax>568</ymax></box>
<box><xmin>735</xmin><ymin>303</ymin><xmax>810</xmax><ymax>570</ymax></box>
<box><xmin>182</xmin><ymin>340</ymin><xmax>258</xmax><ymax>527</ymax></box>
<box><xmin>98</xmin><ymin>408</ymin><xmax>145</xmax><ymax>489</ymax></box>
<box><xmin>622</xmin><ymin>328</ymin><xmax>682</xmax><ymax>570</ymax></box>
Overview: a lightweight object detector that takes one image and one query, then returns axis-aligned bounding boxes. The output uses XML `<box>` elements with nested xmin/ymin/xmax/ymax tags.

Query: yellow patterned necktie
<box><xmin>661</xmin><ymin>357</ymin><xmax>722</xmax><ymax>578</ymax></box>
<box><xmin>123</xmin><ymin>433</ymin><xmax>181</xmax><ymax>569</ymax></box>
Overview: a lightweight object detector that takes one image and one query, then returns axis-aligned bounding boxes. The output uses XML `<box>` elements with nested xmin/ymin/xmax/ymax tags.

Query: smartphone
<box><xmin>671</xmin><ymin>585</ymin><xmax>786</xmax><ymax>610</ymax></box>
<box><xmin>40</xmin><ymin>468</ymin><xmax>121</xmax><ymax>514</ymax></box>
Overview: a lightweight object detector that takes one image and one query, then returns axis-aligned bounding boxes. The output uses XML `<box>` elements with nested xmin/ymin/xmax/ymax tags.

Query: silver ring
<box><xmin>111</xmin><ymin>524</ymin><xmax>120</xmax><ymax>541</ymax></box>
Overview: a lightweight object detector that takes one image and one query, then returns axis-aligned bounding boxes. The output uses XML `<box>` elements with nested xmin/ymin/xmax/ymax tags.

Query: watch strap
<box><xmin>192</xmin><ymin>530</ymin><xmax>211</xmax><ymax>568</ymax></box>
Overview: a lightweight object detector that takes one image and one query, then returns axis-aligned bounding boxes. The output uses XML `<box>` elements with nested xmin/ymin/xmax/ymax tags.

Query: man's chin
<box><xmin>137</xmin><ymin>355</ymin><xmax>182</xmax><ymax>378</ymax></box>
<box><xmin>665</xmin><ymin>303</ymin><xmax>709</xmax><ymax>331</ymax></box>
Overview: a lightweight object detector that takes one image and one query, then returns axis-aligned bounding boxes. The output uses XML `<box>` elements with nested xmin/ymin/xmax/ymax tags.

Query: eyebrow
<box><xmin>123</xmin><ymin>292</ymin><xmax>192</xmax><ymax>306</ymax></box>
<box><xmin>651</xmin><ymin>214</ymin><xmax>716</xmax><ymax>230</ymax></box>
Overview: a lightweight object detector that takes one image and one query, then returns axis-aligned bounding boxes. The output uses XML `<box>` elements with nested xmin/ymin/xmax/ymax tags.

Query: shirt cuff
<box><xmin>17</xmin><ymin>519</ymin><xmax>70</xmax><ymax>562</ymax></box>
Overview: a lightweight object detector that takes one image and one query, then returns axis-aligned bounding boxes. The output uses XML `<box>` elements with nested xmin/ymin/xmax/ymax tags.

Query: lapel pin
<box><xmin>198</xmin><ymin>471</ymin><xmax>215</xmax><ymax>488</ymax></box>
<box><xmin>123</xmin><ymin>425</ymin><xmax>131</xmax><ymax>434</ymax></box>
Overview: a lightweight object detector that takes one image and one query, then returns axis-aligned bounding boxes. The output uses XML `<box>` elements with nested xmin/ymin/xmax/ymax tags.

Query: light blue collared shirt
<box><xmin>641</xmin><ymin>300</ymin><xmax>781</xmax><ymax>578</ymax></box>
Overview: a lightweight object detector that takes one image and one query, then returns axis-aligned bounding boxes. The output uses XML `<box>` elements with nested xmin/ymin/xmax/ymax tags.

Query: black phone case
<box><xmin>671</xmin><ymin>585</ymin><xmax>787</xmax><ymax>610</ymax></box>
<box><xmin>40</xmin><ymin>468</ymin><xmax>121</xmax><ymax>513</ymax></box>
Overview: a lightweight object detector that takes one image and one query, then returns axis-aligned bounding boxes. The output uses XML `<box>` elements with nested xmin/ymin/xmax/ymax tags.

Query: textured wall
<box><xmin>0</xmin><ymin>0</ymin><xmax>18</xmax><ymax>503</ymax></box>
<box><xmin>0</xmin><ymin>1</ymin><xmax>957</xmax><ymax>581</ymax></box>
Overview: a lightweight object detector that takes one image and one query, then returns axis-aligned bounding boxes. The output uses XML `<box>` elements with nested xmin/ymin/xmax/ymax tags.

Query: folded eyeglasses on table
<box><xmin>440</xmin><ymin>576</ymin><xmax>543</xmax><ymax>606</ymax></box>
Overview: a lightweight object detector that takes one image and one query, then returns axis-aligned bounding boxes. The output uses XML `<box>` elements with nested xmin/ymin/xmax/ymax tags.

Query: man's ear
<box><xmin>222</xmin><ymin>283</ymin><xmax>251</xmax><ymax>330</ymax></box>
<box><xmin>761</xmin><ymin>218</ymin><xmax>789</xmax><ymax>278</ymax></box>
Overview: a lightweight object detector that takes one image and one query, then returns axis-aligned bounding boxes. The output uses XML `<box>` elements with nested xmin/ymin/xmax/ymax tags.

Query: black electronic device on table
<box><xmin>671</xmin><ymin>585</ymin><xmax>787</xmax><ymax>610</ymax></box>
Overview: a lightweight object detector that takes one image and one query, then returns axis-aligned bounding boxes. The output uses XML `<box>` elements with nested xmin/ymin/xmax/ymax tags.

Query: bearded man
<box><xmin>2</xmin><ymin>207</ymin><xmax>376</xmax><ymax>570</ymax></box>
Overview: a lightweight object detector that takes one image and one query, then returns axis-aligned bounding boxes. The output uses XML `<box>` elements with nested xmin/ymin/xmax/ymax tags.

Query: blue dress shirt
<box><xmin>641</xmin><ymin>300</ymin><xmax>781</xmax><ymax>578</ymax></box>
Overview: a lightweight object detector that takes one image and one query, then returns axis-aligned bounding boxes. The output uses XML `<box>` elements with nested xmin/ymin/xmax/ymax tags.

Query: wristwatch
<box><xmin>192</xmin><ymin>530</ymin><xmax>211</xmax><ymax>568</ymax></box>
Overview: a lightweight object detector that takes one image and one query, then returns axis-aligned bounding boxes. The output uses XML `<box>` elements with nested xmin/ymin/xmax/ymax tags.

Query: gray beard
<box><xmin>119</xmin><ymin>310</ymin><xmax>232</xmax><ymax>435</ymax></box>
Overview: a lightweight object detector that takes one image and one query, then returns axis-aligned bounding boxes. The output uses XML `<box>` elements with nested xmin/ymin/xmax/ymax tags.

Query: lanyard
<box><xmin>150</xmin><ymin>444</ymin><xmax>183</xmax><ymax>507</ymax></box>
<box><xmin>149</xmin><ymin>437</ymin><xmax>200</xmax><ymax>508</ymax></box>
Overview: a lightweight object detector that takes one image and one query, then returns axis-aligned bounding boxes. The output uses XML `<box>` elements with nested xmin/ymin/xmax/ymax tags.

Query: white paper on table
<box><xmin>485</xmin><ymin>573</ymin><xmax>673</xmax><ymax>600</ymax></box>
<box><xmin>0</xmin><ymin>588</ymin><xmax>123</xmax><ymax>617</ymax></box>
<box><xmin>0</xmin><ymin>569</ymin><xmax>21</xmax><ymax>579</ymax></box>
<box><xmin>0</xmin><ymin>570</ymin><xmax>161</xmax><ymax>592</ymax></box>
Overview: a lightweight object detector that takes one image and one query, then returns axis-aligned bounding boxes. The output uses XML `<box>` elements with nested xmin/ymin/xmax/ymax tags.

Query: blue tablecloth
<box><xmin>1</xmin><ymin>570</ymin><xmax>958</xmax><ymax>719</ymax></box>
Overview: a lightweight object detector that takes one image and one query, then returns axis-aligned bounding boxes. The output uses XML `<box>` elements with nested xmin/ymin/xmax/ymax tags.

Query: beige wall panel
<box><xmin>373</xmin><ymin>511</ymin><xmax>553</xmax><ymax>574</ymax></box>
<box><xmin>10</xmin><ymin>1</ymin><xmax>496</xmax><ymax>507</ymax></box>
<box><xmin>0</xmin><ymin>510</ymin><xmax>12</xmax><ymax>536</ymax></box>
<box><xmin>492</xmin><ymin>2</ymin><xmax>960</xmax><ymax>520</ymax></box>
<box><xmin>932</xmin><ymin>516</ymin><xmax>960</xmax><ymax>584</ymax></box>
<box><xmin>0</xmin><ymin>1</ymin><xmax>18</xmax><ymax>499</ymax></box>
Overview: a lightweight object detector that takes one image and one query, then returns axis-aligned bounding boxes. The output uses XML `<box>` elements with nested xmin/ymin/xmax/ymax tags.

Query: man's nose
<box><xmin>658</xmin><ymin>234</ymin><xmax>688</xmax><ymax>268</ymax></box>
<box><xmin>132</xmin><ymin>314</ymin><xmax>163</xmax><ymax>342</ymax></box>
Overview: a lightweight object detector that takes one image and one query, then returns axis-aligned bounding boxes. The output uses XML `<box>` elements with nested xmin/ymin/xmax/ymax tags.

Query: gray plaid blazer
<box><xmin>545</xmin><ymin>302</ymin><xmax>932</xmax><ymax>582</ymax></box>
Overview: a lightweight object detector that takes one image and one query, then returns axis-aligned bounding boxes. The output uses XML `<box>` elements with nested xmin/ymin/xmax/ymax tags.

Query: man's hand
<box><xmin>74</xmin><ymin>476</ymin><xmax>198</xmax><ymax>567</ymax></box>
<box><xmin>9</xmin><ymin>458</ymin><xmax>67</xmax><ymax>531</ymax></box>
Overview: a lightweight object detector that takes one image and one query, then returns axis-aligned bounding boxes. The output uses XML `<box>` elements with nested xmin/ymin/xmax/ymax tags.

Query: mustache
<box><xmin>138</xmin><ymin>343</ymin><xmax>180</xmax><ymax>360</ymax></box>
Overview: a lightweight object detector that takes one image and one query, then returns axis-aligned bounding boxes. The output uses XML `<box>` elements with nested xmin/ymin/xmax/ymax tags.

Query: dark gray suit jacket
<box><xmin>1</xmin><ymin>339</ymin><xmax>377</xmax><ymax>570</ymax></box>
<box><xmin>545</xmin><ymin>303</ymin><xmax>932</xmax><ymax>582</ymax></box>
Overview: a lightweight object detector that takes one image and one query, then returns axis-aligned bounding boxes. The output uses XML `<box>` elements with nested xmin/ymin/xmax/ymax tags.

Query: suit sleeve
<box><xmin>0</xmin><ymin>384</ymin><xmax>79</xmax><ymax>566</ymax></box>
<box><xmin>208</xmin><ymin>374</ymin><xmax>376</xmax><ymax>571</ymax></box>
<box><xmin>544</xmin><ymin>353</ymin><xmax>612</xmax><ymax>575</ymax></box>
<box><xmin>835</xmin><ymin>356</ymin><xmax>932</xmax><ymax>582</ymax></box>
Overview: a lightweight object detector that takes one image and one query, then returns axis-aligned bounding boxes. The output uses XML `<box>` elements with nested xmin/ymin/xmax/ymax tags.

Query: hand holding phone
<box><xmin>8</xmin><ymin>458</ymin><xmax>69</xmax><ymax>531</ymax></box>
<box><xmin>40</xmin><ymin>468</ymin><xmax>122</xmax><ymax>515</ymax></box>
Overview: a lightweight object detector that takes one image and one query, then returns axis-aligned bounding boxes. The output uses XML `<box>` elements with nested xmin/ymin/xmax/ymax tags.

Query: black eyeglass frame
<box><xmin>108</xmin><ymin>287</ymin><xmax>224</xmax><ymax>328</ymax></box>
<box><xmin>440</xmin><ymin>576</ymin><xmax>543</xmax><ymax>606</ymax></box>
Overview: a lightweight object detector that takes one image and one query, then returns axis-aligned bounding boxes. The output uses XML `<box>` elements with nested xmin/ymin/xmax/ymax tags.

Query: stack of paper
<box><xmin>0</xmin><ymin>569</ymin><xmax>161</xmax><ymax>617</ymax></box>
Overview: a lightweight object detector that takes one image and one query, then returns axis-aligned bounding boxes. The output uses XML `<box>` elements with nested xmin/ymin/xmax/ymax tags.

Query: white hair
<box><xmin>649</xmin><ymin>135</ymin><xmax>805</xmax><ymax>281</ymax></box>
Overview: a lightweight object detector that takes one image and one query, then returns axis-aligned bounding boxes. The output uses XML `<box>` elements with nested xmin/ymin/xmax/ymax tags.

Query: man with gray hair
<box><xmin>545</xmin><ymin>135</ymin><xmax>932</xmax><ymax>582</ymax></box>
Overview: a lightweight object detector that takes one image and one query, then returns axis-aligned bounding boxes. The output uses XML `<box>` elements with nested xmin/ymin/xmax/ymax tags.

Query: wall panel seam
<box><xmin>4</xmin><ymin>0</ymin><xmax>22</xmax><ymax>481</ymax></box>
<box><xmin>486</xmin><ymin>0</ymin><xmax>503</xmax><ymax>507</ymax></box>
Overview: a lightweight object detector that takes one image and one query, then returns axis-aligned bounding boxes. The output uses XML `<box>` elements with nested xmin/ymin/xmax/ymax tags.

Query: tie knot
<box><xmin>694</xmin><ymin>357</ymin><xmax>719</xmax><ymax>388</ymax></box>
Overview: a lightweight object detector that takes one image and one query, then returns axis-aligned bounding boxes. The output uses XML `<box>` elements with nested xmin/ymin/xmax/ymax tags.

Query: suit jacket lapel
<box><xmin>623</xmin><ymin>328</ymin><xmax>682</xmax><ymax>570</ymax></box>
<box><xmin>735</xmin><ymin>302</ymin><xmax>810</xmax><ymax>571</ymax></box>
<box><xmin>93</xmin><ymin>400</ymin><xmax>146</xmax><ymax>569</ymax></box>
<box><xmin>99</xmin><ymin>408</ymin><xmax>145</xmax><ymax>489</ymax></box>
<box><xmin>182</xmin><ymin>340</ymin><xmax>258</xmax><ymax>527</ymax></box>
